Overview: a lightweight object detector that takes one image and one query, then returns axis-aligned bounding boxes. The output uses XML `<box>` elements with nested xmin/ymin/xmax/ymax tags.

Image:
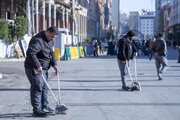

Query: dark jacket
<box><xmin>117</xmin><ymin>37</ymin><xmax>137</xmax><ymax>61</ymax></box>
<box><xmin>24</xmin><ymin>31</ymin><xmax>57</xmax><ymax>70</ymax></box>
<box><xmin>152</xmin><ymin>37</ymin><xmax>167</xmax><ymax>56</ymax></box>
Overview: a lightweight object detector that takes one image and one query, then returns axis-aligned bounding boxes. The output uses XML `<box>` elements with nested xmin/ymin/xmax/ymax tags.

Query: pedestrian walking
<box><xmin>93</xmin><ymin>40</ymin><xmax>98</xmax><ymax>57</ymax></box>
<box><xmin>98</xmin><ymin>40</ymin><xmax>104</xmax><ymax>55</ymax></box>
<box><xmin>152</xmin><ymin>32</ymin><xmax>168</xmax><ymax>80</ymax></box>
<box><xmin>107</xmin><ymin>39</ymin><xmax>115</xmax><ymax>56</ymax></box>
<box><xmin>117</xmin><ymin>30</ymin><xmax>138</xmax><ymax>91</ymax></box>
<box><xmin>24</xmin><ymin>26</ymin><xmax>59</xmax><ymax>117</ymax></box>
<box><xmin>148</xmin><ymin>38</ymin><xmax>155</xmax><ymax>60</ymax></box>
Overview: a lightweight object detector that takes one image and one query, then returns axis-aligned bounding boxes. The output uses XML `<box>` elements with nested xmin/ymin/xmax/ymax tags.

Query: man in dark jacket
<box><xmin>152</xmin><ymin>32</ymin><xmax>168</xmax><ymax>80</ymax></box>
<box><xmin>24</xmin><ymin>26</ymin><xmax>59</xmax><ymax>117</ymax></box>
<box><xmin>117</xmin><ymin>30</ymin><xmax>138</xmax><ymax>91</ymax></box>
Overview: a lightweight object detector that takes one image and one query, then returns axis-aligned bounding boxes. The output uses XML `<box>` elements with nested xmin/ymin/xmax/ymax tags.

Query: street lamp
<box><xmin>71</xmin><ymin>0</ymin><xmax>75</xmax><ymax>46</ymax></box>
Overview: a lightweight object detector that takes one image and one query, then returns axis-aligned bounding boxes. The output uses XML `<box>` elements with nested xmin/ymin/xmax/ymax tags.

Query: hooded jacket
<box><xmin>117</xmin><ymin>37</ymin><xmax>137</xmax><ymax>61</ymax></box>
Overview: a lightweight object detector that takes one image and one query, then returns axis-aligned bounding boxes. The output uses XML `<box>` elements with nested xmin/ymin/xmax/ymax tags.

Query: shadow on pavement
<box><xmin>0</xmin><ymin>113</ymin><xmax>32</xmax><ymax>119</ymax></box>
<box><xmin>0</xmin><ymin>88</ymin><xmax>29</xmax><ymax>91</ymax></box>
<box><xmin>0</xmin><ymin>83</ymin><xmax>180</xmax><ymax>92</ymax></box>
<box><xmin>66</xmin><ymin>102</ymin><xmax>180</xmax><ymax>107</ymax></box>
<box><xmin>83</xmin><ymin>55</ymin><xmax>117</xmax><ymax>60</ymax></box>
<box><xmin>50</xmin><ymin>79</ymin><xmax>157</xmax><ymax>83</ymax></box>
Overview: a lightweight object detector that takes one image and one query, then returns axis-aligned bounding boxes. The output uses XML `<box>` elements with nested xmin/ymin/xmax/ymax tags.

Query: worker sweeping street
<box><xmin>117</xmin><ymin>30</ymin><xmax>138</xmax><ymax>91</ymax></box>
<box><xmin>24</xmin><ymin>26</ymin><xmax>67</xmax><ymax>117</ymax></box>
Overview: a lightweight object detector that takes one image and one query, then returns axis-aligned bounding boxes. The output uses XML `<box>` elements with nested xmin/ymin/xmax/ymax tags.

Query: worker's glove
<box><xmin>53</xmin><ymin>66</ymin><xmax>60</xmax><ymax>75</ymax></box>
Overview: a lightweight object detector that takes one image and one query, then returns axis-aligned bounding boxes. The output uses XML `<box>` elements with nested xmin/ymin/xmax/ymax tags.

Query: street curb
<box><xmin>0</xmin><ymin>58</ymin><xmax>25</xmax><ymax>62</ymax></box>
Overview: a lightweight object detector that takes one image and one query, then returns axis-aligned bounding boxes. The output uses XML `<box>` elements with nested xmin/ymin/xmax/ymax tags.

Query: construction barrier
<box><xmin>98</xmin><ymin>46</ymin><xmax>100</xmax><ymax>54</ymax></box>
<box><xmin>83</xmin><ymin>46</ymin><xmax>88</xmax><ymax>56</ymax></box>
<box><xmin>64</xmin><ymin>47</ymin><xmax>71</xmax><ymax>60</ymax></box>
<box><xmin>54</xmin><ymin>48</ymin><xmax>60</xmax><ymax>61</ymax></box>
<box><xmin>69</xmin><ymin>46</ymin><xmax>79</xmax><ymax>59</ymax></box>
<box><xmin>78</xmin><ymin>46</ymin><xmax>85</xmax><ymax>58</ymax></box>
<box><xmin>63</xmin><ymin>46</ymin><xmax>87</xmax><ymax>60</ymax></box>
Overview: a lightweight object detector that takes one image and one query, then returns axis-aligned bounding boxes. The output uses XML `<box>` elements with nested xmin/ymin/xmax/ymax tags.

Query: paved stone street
<box><xmin>0</xmin><ymin>47</ymin><xmax>180</xmax><ymax>120</ymax></box>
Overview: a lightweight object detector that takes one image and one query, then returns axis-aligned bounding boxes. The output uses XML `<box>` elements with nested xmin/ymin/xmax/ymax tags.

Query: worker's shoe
<box><xmin>158</xmin><ymin>77</ymin><xmax>163</xmax><ymax>80</ymax></box>
<box><xmin>122</xmin><ymin>86</ymin><xmax>130</xmax><ymax>91</ymax></box>
<box><xmin>33</xmin><ymin>111</ymin><xmax>47</xmax><ymax>117</ymax></box>
<box><xmin>42</xmin><ymin>106</ymin><xmax>55</xmax><ymax>114</ymax></box>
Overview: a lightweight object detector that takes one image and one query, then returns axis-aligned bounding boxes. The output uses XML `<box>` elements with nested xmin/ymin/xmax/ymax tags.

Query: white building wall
<box><xmin>0</xmin><ymin>41</ymin><xmax>6</xmax><ymax>58</ymax></box>
<box><xmin>0</xmin><ymin>34</ymin><xmax>31</xmax><ymax>58</ymax></box>
<box><xmin>138</xmin><ymin>14</ymin><xmax>155</xmax><ymax>39</ymax></box>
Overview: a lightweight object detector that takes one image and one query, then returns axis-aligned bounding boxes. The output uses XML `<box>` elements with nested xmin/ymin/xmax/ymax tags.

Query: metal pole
<box><xmin>72</xmin><ymin>0</ymin><xmax>74</xmax><ymax>46</ymax></box>
<box><xmin>35</xmin><ymin>0</ymin><xmax>39</xmax><ymax>34</ymax></box>
<box><xmin>26</xmin><ymin>0</ymin><xmax>32</xmax><ymax>36</ymax></box>
<box><xmin>98</xmin><ymin>0</ymin><xmax>100</xmax><ymax>40</ymax></box>
<box><xmin>31</xmin><ymin>0</ymin><xmax>35</xmax><ymax>36</ymax></box>
<box><xmin>118</xmin><ymin>0</ymin><xmax>120</xmax><ymax>36</ymax></box>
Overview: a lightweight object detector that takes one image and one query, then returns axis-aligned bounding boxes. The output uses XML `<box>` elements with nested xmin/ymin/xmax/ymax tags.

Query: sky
<box><xmin>120</xmin><ymin>0</ymin><xmax>155</xmax><ymax>14</ymax></box>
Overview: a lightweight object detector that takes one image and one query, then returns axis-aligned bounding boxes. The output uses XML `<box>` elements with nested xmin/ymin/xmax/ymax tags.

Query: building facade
<box><xmin>0</xmin><ymin>0</ymin><xmax>113</xmax><ymax>58</ymax></box>
<box><xmin>111</xmin><ymin>0</ymin><xmax>119</xmax><ymax>35</ymax></box>
<box><xmin>129</xmin><ymin>12</ymin><xmax>139</xmax><ymax>31</ymax></box>
<box><xmin>104</xmin><ymin>0</ymin><xmax>112</xmax><ymax>30</ymax></box>
<box><xmin>138</xmin><ymin>12</ymin><xmax>155</xmax><ymax>39</ymax></box>
<box><xmin>170</xmin><ymin>0</ymin><xmax>180</xmax><ymax>43</ymax></box>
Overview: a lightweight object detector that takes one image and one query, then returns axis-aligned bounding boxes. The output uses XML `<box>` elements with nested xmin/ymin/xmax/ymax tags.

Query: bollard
<box><xmin>54</xmin><ymin>48</ymin><xmax>60</xmax><ymax>61</ymax></box>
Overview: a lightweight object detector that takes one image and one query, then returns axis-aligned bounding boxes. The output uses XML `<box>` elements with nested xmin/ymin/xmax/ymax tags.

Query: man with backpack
<box><xmin>152</xmin><ymin>32</ymin><xmax>168</xmax><ymax>80</ymax></box>
<box><xmin>117</xmin><ymin>30</ymin><xmax>138</xmax><ymax>91</ymax></box>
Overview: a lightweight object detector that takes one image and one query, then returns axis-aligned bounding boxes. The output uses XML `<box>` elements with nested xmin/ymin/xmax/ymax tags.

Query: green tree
<box><xmin>0</xmin><ymin>19</ymin><xmax>9</xmax><ymax>43</ymax></box>
<box><xmin>8</xmin><ymin>22</ymin><xmax>15</xmax><ymax>45</ymax></box>
<box><xmin>0</xmin><ymin>19</ymin><xmax>11</xmax><ymax>57</ymax></box>
<box><xmin>14</xmin><ymin>16</ymin><xmax>26</xmax><ymax>41</ymax></box>
<box><xmin>13</xmin><ymin>16</ymin><xmax>27</xmax><ymax>58</ymax></box>
<box><xmin>0</xmin><ymin>17</ymin><xmax>26</xmax><ymax>58</ymax></box>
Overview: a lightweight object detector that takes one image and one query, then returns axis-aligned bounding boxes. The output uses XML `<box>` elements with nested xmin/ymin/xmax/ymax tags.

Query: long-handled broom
<box><xmin>55</xmin><ymin>73</ymin><xmax>68</xmax><ymax>114</ymax></box>
<box><xmin>41</xmin><ymin>74</ymin><xmax>68</xmax><ymax>114</ymax></box>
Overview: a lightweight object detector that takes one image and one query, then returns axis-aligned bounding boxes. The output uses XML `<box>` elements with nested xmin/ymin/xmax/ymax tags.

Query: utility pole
<box><xmin>118</xmin><ymin>0</ymin><xmax>120</xmax><ymax>37</ymax></box>
<box><xmin>97</xmin><ymin>0</ymin><xmax>101</xmax><ymax>40</ymax></box>
<box><xmin>72</xmin><ymin>0</ymin><xmax>75</xmax><ymax>46</ymax></box>
<box><xmin>31</xmin><ymin>0</ymin><xmax>35</xmax><ymax>36</ymax></box>
<box><xmin>26</xmin><ymin>0</ymin><xmax>31</xmax><ymax>36</ymax></box>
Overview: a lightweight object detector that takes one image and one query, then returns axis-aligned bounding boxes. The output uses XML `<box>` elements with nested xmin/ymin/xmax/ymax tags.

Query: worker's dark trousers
<box><xmin>25</xmin><ymin>68</ymin><xmax>49</xmax><ymax>112</ymax></box>
<box><xmin>117</xmin><ymin>59</ymin><xmax>128</xmax><ymax>87</ymax></box>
